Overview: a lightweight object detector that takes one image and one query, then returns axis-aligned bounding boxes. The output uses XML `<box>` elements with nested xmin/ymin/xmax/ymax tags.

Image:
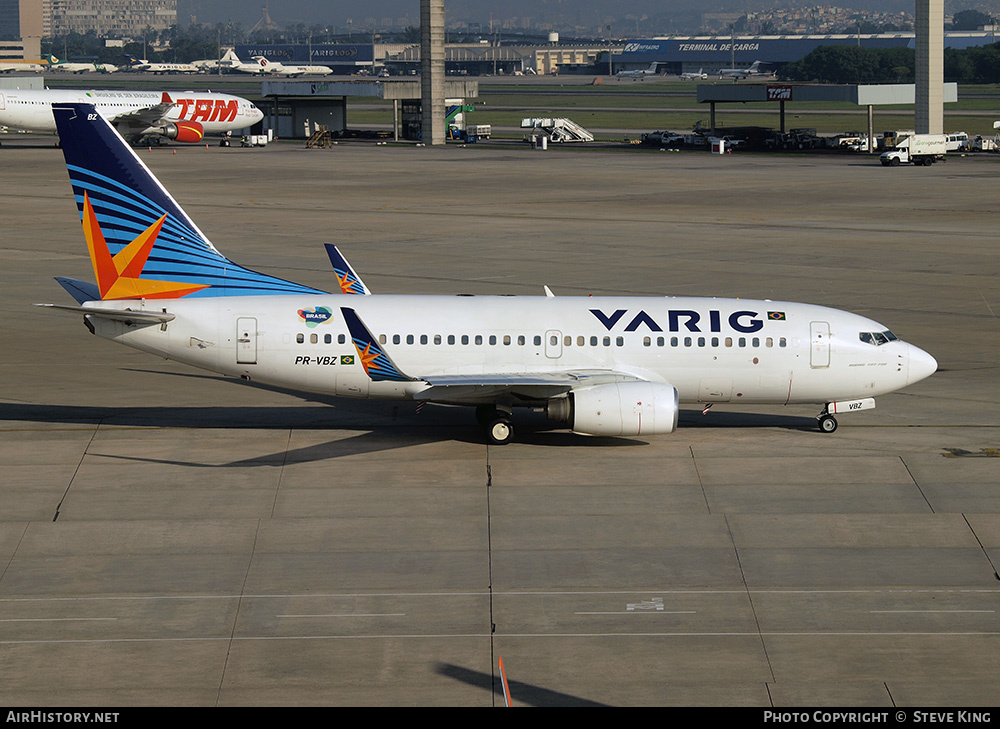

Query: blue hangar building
<box><xmin>613</xmin><ymin>33</ymin><xmax>999</xmax><ymax>75</ymax></box>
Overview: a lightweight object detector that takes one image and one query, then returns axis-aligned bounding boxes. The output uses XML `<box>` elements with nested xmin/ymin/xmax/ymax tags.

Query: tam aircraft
<box><xmin>40</xmin><ymin>102</ymin><xmax>938</xmax><ymax>445</ymax></box>
<box><xmin>0</xmin><ymin>89</ymin><xmax>262</xmax><ymax>143</ymax></box>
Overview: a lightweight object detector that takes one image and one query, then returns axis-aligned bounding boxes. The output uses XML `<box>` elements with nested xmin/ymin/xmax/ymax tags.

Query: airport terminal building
<box><xmin>612</xmin><ymin>32</ymin><xmax>999</xmax><ymax>76</ymax></box>
<box><xmin>242</xmin><ymin>31</ymin><xmax>999</xmax><ymax>77</ymax></box>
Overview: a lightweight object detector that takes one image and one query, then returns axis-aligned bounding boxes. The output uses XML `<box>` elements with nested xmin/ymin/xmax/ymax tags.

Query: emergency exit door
<box><xmin>237</xmin><ymin>317</ymin><xmax>257</xmax><ymax>364</ymax></box>
<box><xmin>810</xmin><ymin>321</ymin><xmax>830</xmax><ymax>368</ymax></box>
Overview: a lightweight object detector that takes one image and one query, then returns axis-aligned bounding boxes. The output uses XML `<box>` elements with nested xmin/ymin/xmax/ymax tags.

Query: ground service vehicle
<box><xmin>880</xmin><ymin>134</ymin><xmax>948</xmax><ymax>166</ymax></box>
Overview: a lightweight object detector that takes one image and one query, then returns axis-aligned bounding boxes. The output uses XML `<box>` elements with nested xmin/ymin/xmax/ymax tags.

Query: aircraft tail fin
<box><xmin>324</xmin><ymin>245</ymin><xmax>371</xmax><ymax>295</ymax></box>
<box><xmin>340</xmin><ymin>307</ymin><xmax>414</xmax><ymax>382</ymax></box>
<box><xmin>52</xmin><ymin>103</ymin><xmax>326</xmax><ymax>300</ymax></box>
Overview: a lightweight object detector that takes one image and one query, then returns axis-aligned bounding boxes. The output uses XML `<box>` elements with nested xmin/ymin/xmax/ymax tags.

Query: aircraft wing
<box><xmin>413</xmin><ymin>370</ymin><xmax>647</xmax><ymax>403</ymax></box>
<box><xmin>340</xmin><ymin>306</ymin><xmax>648</xmax><ymax>401</ymax></box>
<box><xmin>109</xmin><ymin>92</ymin><xmax>174</xmax><ymax>126</ymax></box>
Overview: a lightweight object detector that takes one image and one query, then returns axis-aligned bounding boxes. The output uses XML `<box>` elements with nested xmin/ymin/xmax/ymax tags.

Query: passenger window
<box><xmin>657</xmin><ymin>336</ymin><xmax>664</xmax><ymax>347</ymax></box>
<box><xmin>325</xmin><ymin>334</ymin><xmax>332</xmax><ymax>344</ymax></box>
<box><xmin>779</xmin><ymin>338</ymin><xmax>787</xmax><ymax>348</ymax></box>
<box><xmin>577</xmin><ymin>336</ymin><xmax>584</xmax><ymax>347</ymax></box>
<box><xmin>684</xmin><ymin>337</ymin><xmax>692</xmax><ymax>347</ymax></box>
<box><xmin>504</xmin><ymin>335</ymin><xmax>511</xmax><ymax>346</ymax></box>
<box><xmin>392</xmin><ymin>334</ymin><xmax>400</xmax><ymax>345</ymax></box>
<box><xmin>406</xmin><ymin>334</ymin><xmax>414</xmax><ymax>345</ymax></box>
<box><xmin>461</xmin><ymin>335</ymin><xmax>469</xmax><ymax>345</ymax></box>
<box><xmin>616</xmin><ymin>336</ymin><xmax>624</xmax><ymax>347</ymax></box>
<box><xmin>489</xmin><ymin>335</ymin><xmax>497</xmax><ymax>345</ymax></box>
<box><xmin>433</xmin><ymin>335</ymin><xmax>442</xmax><ymax>345</ymax></box>
<box><xmin>603</xmin><ymin>336</ymin><xmax>611</xmax><ymax>346</ymax></box>
<box><xmin>296</xmin><ymin>333</ymin><xmax>304</xmax><ymax>344</ymax></box>
<box><xmin>379</xmin><ymin>334</ymin><xmax>386</xmax><ymax>344</ymax></box>
<box><xmin>517</xmin><ymin>335</ymin><xmax>525</xmax><ymax>346</ymax></box>
<box><xmin>752</xmin><ymin>337</ymin><xmax>760</xmax><ymax>347</ymax></box>
<box><xmin>564</xmin><ymin>335</ymin><xmax>571</xmax><ymax>346</ymax></box>
<box><xmin>339</xmin><ymin>334</ymin><xmax>346</xmax><ymax>344</ymax></box>
<box><xmin>534</xmin><ymin>335</ymin><xmax>542</xmax><ymax>346</ymax></box>
<box><xmin>643</xmin><ymin>336</ymin><xmax>651</xmax><ymax>347</ymax></box>
<box><xmin>725</xmin><ymin>337</ymin><xmax>732</xmax><ymax>347</ymax></box>
<box><xmin>448</xmin><ymin>335</ymin><xmax>455</xmax><ymax>345</ymax></box>
<box><xmin>738</xmin><ymin>338</ymin><xmax>746</xmax><ymax>347</ymax></box>
<box><xmin>711</xmin><ymin>337</ymin><xmax>719</xmax><ymax>347</ymax></box>
<box><xmin>475</xmin><ymin>335</ymin><xmax>483</xmax><ymax>345</ymax></box>
<box><xmin>550</xmin><ymin>335</ymin><xmax>558</xmax><ymax>346</ymax></box>
<box><xmin>310</xmin><ymin>333</ymin><xmax>318</xmax><ymax>344</ymax></box>
<box><xmin>698</xmin><ymin>337</ymin><xmax>705</xmax><ymax>347</ymax></box>
<box><xmin>420</xmin><ymin>335</ymin><xmax>428</xmax><ymax>345</ymax></box>
<box><xmin>671</xmin><ymin>337</ymin><xmax>678</xmax><ymax>347</ymax></box>
<box><xmin>765</xmin><ymin>337</ymin><xmax>772</xmax><ymax>348</ymax></box>
<box><xmin>590</xmin><ymin>336</ymin><xmax>598</xmax><ymax>346</ymax></box>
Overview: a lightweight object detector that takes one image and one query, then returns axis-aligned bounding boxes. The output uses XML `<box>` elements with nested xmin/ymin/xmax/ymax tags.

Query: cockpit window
<box><xmin>859</xmin><ymin>330</ymin><xmax>897</xmax><ymax>346</ymax></box>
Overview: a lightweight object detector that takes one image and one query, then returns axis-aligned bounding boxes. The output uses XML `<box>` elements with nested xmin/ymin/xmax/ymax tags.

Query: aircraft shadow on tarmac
<box><xmin>435</xmin><ymin>662</ymin><xmax>608</xmax><ymax>707</ymax></box>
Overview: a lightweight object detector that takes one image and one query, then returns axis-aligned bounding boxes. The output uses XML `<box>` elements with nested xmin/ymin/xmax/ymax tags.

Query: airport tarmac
<box><xmin>0</xmin><ymin>136</ymin><xmax>998</xmax><ymax>706</ymax></box>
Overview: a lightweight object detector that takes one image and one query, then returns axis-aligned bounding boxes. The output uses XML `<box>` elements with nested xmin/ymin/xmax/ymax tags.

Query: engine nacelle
<box><xmin>162</xmin><ymin>121</ymin><xmax>204</xmax><ymax>143</ymax></box>
<box><xmin>552</xmin><ymin>382</ymin><xmax>679</xmax><ymax>436</ymax></box>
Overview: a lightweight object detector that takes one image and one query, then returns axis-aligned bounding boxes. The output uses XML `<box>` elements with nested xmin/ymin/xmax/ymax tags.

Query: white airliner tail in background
<box><xmin>41</xmin><ymin>102</ymin><xmax>937</xmax><ymax>445</ymax></box>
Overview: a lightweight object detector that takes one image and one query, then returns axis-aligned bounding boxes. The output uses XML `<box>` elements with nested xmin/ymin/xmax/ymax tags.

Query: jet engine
<box><xmin>161</xmin><ymin>120</ymin><xmax>204</xmax><ymax>143</ymax></box>
<box><xmin>547</xmin><ymin>381</ymin><xmax>679</xmax><ymax>436</ymax></box>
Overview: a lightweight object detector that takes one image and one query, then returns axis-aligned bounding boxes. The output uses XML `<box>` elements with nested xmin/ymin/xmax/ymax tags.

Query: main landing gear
<box><xmin>476</xmin><ymin>405</ymin><xmax>514</xmax><ymax>445</ymax></box>
<box><xmin>817</xmin><ymin>407</ymin><xmax>838</xmax><ymax>433</ymax></box>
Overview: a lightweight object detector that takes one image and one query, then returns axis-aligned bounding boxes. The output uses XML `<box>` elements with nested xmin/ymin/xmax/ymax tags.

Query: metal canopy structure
<box><xmin>260</xmin><ymin>79</ymin><xmax>479</xmax><ymax>140</ymax></box>
<box><xmin>696</xmin><ymin>82</ymin><xmax>959</xmax><ymax>145</ymax></box>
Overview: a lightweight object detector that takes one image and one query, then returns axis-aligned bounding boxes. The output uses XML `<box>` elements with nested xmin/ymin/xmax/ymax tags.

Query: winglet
<box><xmin>340</xmin><ymin>307</ymin><xmax>413</xmax><ymax>382</ymax></box>
<box><xmin>325</xmin><ymin>244</ymin><xmax>371</xmax><ymax>295</ymax></box>
<box><xmin>161</xmin><ymin>91</ymin><xmax>173</xmax><ymax>104</ymax></box>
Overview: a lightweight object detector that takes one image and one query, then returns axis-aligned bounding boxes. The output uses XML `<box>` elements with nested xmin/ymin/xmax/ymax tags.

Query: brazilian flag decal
<box><xmin>767</xmin><ymin>311</ymin><xmax>786</xmax><ymax>321</ymax></box>
<box><xmin>341</xmin><ymin>355</ymin><xmax>355</xmax><ymax>365</ymax></box>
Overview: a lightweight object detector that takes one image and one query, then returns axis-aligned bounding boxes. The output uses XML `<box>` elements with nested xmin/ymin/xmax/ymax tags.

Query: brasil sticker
<box><xmin>767</xmin><ymin>311</ymin><xmax>786</xmax><ymax>321</ymax></box>
<box><xmin>298</xmin><ymin>306</ymin><xmax>333</xmax><ymax>328</ymax></box>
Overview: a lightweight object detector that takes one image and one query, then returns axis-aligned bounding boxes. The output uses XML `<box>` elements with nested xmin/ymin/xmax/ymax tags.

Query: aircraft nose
<box><xmin>907</xmin><ymin>344</ymin><xmax>937</xmax><ymax>386</ymax></box>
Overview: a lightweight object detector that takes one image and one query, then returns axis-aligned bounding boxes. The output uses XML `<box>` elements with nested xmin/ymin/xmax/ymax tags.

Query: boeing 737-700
<box><xmin>40</xmin><ymin>102</ymin><xmax>938</xmax><ymax>445</ymax></box>
<box><xmin>0</xmin><ymin>89</ymin><xmax>262</xmax><ymax>143</ymax></box>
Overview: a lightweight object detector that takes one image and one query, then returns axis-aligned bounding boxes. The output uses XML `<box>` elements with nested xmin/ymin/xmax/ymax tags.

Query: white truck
<box><xmin>879</xmin><ymin>133</ymin><xmax>947</xmax><ymax>166</ymax></box>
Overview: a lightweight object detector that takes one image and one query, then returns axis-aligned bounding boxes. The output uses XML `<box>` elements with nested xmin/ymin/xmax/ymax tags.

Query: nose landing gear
<box><xmin>817</xmin><ymin>407</ymin><xmax>838</xmax><ymax>433</ymax></box>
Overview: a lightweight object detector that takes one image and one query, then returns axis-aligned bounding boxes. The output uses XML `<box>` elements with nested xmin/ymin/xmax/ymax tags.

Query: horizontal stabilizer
<box><xmin>55</xmin><ymin>276</ymin><xmax>100</xmax><ymax>304</ymax></box>
<box><xmin>35</xmin><ymin>303</ymin><xmax>175</xmax><ymax>324</ymax></box>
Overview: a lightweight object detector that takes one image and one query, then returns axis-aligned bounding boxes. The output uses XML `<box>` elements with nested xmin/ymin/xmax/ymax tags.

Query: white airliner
<box><xmin>40</xmin><ymin>102</ymin><xmax>938</xmax><ymax>445</ymax></box>
<box><xmin>0</xmin><ymin>89</ymin><xmax>263</xmax><ymax>143</ymax></box>
<box><xmin>720</xmin><ymin>60</ymin><xmax>766</xmax><ymax>80</ymax></box>
<box><xmin>44</xmin><ymin>55</ymin><xmax>117</xmax><ymax>73</ymax></box>
<box><xmin>251</xmin><ymin>55</ymin><xmax>333</xmax><ymax>77</ymax></box>
<box><xmin>125</xmin><ymin>55</ymin><xmax>198</xmax><ymax>74</ymax></box>
<box><xmin>680</xmin><ymin>68</ymin><xmax>708</xmax><ymax>80</ymax></box>
<box><xmin>0</xmin><ymin>59</ymin><xmax>45</xmax><ymax>73</ymax></box>
<box><xmin>615</xmin><ymin>62</ymin><xmax>661</xmax><ymax>80</ymax></box>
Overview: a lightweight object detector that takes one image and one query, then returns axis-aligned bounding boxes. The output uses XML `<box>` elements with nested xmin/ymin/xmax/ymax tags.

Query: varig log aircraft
<box><xmin>40</xmin><ymin>103</ymin><xmax>938</xmax><ymax>445</ymax></box>
<box><xmin>0</xmin><ymin>89</ymin><xmax>262</xmax><ymax>143</ymax></box>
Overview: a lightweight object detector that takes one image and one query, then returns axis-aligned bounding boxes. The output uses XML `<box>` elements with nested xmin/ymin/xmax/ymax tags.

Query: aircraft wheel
<box><xmin>487</xmin><ymin>418</ymin><xmax>514</xmax><ymax>446</ymax></box>
<box><xmin>818</xmin><ymin>415</ymin><xmax>838</xmax><ymax>433</ymax></box>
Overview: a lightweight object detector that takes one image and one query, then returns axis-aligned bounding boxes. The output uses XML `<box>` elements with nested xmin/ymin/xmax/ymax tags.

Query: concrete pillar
<box><xmin>420</xmin><ymin>0</ymin><xmax>445</xmax><ymax>145</ymax></box>
<box><xmin>915</xmin><ymin>0</ymin><xmax>943</xmax><ymax>134</ymax></box>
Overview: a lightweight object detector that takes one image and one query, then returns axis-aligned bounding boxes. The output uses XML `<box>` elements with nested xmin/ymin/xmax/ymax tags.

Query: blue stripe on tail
<box><xmin>53</xmin><ymin>103</ymin><xmax>326</xmax><ymax>298</ymax></box>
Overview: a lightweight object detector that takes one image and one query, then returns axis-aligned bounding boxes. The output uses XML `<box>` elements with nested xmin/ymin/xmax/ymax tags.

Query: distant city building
<box><xmin>0</xmin><ymin>0</ymin><xmax>44</xmax><ymax>60</ymax></box>
<box><xmin>48</xmin><ymin>0</ymin><xmax>176</xmax><ymax>37</ymax></box>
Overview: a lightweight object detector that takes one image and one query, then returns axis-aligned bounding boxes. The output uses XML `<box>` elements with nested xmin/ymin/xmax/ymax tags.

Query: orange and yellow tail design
<box><xmin>81</xmin><ymin>192</ymin><xmax>210</xmax><ymax>300</ymax></box>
